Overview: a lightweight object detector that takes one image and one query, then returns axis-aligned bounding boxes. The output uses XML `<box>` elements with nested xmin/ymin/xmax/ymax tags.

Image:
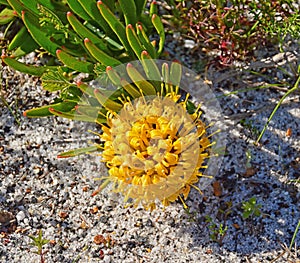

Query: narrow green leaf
<box><xmin>22</xmin><ymin>10</ymin><xmax>60</xmax><ymax>56</ymax></box>
<box><xmin>120</xmin><ymin>78</ymin><xmax>141</xmax><ymax>99</ymax></box>
<box><xmin>24</xmin><ymin>101</ymin><xmax>77</xmax><ymax>118</ymax></box>
<box><xmin>8</xmin><ymin>26</ymin><xmax>26</xmax><ymax>50</ymax></box>
<box><xmin>56</xmin><ymin>49</ymin><xmax>94</xmax><ymax>73</ymax></box>
<box><xmin>78</xmin><ymin>0</ymin><xmax>111</xmax><ymax>33</ymax></box>
<box><xmin>106</xmin><ymin>66</ymin><xmax>122</xmax><ymax>86</ymax></box>
<box><xmin>7</xmin><ymin>0</ymin><xmax>28</xmax><ymax>16</ymax></box>
<box><xmin>49</xmin><ymin>107</ymin><xmax>98</xmax><ymax>122</ymax></box>
<box><xmin>84</xmin><ymin>38</ymin><xmax>121</xmax><ymax>66</ymax></box>
<box><xmin>97</xmin><ymin>1</ymin><xmax>134</xmax><ymax>57</ymax></box>
<box><xmin>170</xmin><ymin>61</ymin><xmax>182</xmax><ymax>87</ymax></box>
<box><xmin>0</xmin><ymin>7</ymin><xmax>15</xmax><ymax>25</ymax></box>
<box><xmin>77</xmin><ymin>81</ymin><xmax>95</xmax><ymax>97</ymax></box>
<box><xmin>10</xmin><ymin>29</ymin><xmax>40</xmax><ymax>57</ymax></box>
<box><xmin>162</xmin><ymin>63</ymin><xmax>170</xmax><ymax>84</ymax></box>
<box><xmin>67</xmin><ymin>12</ymin><xmax>110</xmax><ymax>54</ymax></box>
<box><xmin>126</xmin><ymin>63</ymin><xmax>156</xmax><ymax>96</ymax></box>
<box><xmin>126</xmin><ymin>24</ymin><xmax>143</xmax><ymax>60</ymax></box>
<box><xmin>2</xmin><ymin>55</ymin><xmax>48</xmax><ymax>76</ymax></box>
<box><xmin>162</xmin><ymin>62</ymin><xmax>171</xmax><ymax>94</ymax></box>
<box><xmin>118</xmin><ymin>0</ymin><xmax>137</xmax><ymax>25</ymax></box>
<box><xmin>136</xmin><ymin>23</ymin><xmax>156</xmax><ymax>58</ymax></box>
<box><xmin>94</xmin><ymin>89</ymin><xmax>123</xmax><ymax>111</ymax></box>
<box><xmin>152</xmin><ymin>14</ymin><xmax>165</xmax><ymax>56</ymax></box>
<box><xmin>135</xmin><ymin>0</ymin><xmax>147</xmax><ymax>19</ymax></box>
<box><xmin>0</xmin><ymin>0</ymin><xmax>9</xmax><ymax>5</ymax></box>
<box><xmin>150</xmin><ymin>1</ymin><xmax>158</xmax><ymax>16</ymax></box>
<box><xmin>57</xmin><ymin>145</ymin><xmax>100</xmax><ymax>158</ymax></box>
<box><xmin>141</xmin><ymin>51</ymin><xmax>161</xmax><ymax>81</ymax></box>
<box><xmin>66</xmin><ymin>0</ymin><xmax>91</xmax><ymax>22</ymax></box>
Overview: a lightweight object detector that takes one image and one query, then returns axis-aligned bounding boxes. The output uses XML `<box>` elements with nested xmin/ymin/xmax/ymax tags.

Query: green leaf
<box><xmin>56</xmin><ymin>49</ymin><xmax>94</xmax><ymax>74</ymax></box>
<box><xmin>126</xmin><ymin>24</ymin><xmax>143</xmax><ymax>60</ymax></box>
<box><xmin>10</xmin><ymin>28</ymin><xmax>40</xmax><ymax>57</ymax></box>
<box><xmin>57</xmin><ymin>145</ymin><xmax>99</xmax><ymax>158</ymax></box>
<box><xmin>150</xmin><ymin>1</ymin><xmax>158</xmax><ymax>16</ymax></box>
<box><xmin>67</xmin><ymin>11</ymin><xmax>110</xmax><ymax>53</ymax></box>
<box><xmin>136</xmin><ymin>23</ymin><xmax>156</xmax><ymax>58</ymax></box>
<box><xmin>22</xmin><ymin>10</ymin><xmax>60</xmax><ymax>56</ymax></box>
<box><xmin>135</xmin><ymin>0</ymin><xmax>147</xmax><ymax>19</ymax></box>
<box><xmin>41</xmin><ymin>69</ymin><xmax>73</xmax><ymax>92</ymax></box>
<box><xmin>0</xmin><ymin>0</ymin><xmax>9</xmax><ymax>5</ymax></box>
<box><xmin>2</xmin><ymin>55</ymin><xmax>49</xmax><ymax>76</ymax></box>
<box><xmin>118</xmin><ymin>0</ymin><xmax>137</xmax><ymax>25</ymax></box>
<box><xmin>126</xmin><ymin>63</ymin><xmax>156</xmax><ymax>96</ymax></box>
<box><xmin>84</xmin><ymin>38</ymin><xmax>121</xmax><ymax>66</ymax></box>
<box><xmin>97</xmin><ymin>1</ymin><xmax>134</xmax><ymax>58</ymax></box>
<box><xmin>94</xmin><ymin>89</ymin><xmax>123</xmax><ymax>111</ymax></box>
<box><xmin>141</xmin><ymin>51</ymin><xmax>161</xmax><ymax>81</ymax></box>
<box><xmin>106</xmin><ymin>66</ymin><xmax>122</xmax><ymax>86</ymax></box>
<box><xmin>49</xmin><ymin>107</ymin><xmax>99</xmax><ymax>122</ymax></box>
<box><xmin>24</xmin><ymin>101</ymin><xmax>77</xmax><ymax>118</ymax></box>
<box><xmin>7</xmin><ymin>0</ymin><xmax>29</xmax><ymax>16</ymax></box>
<box><xmin>8</xmin><ymin>26</ymin><xmax>30</xmax><ymax>51</ymax></box>
<box><xmin>77</xmin><ymin>0</ymin><xmax>111</xmax><ymax>33</ymax></box>
<box><xmin>170</xmin><ymin>61</ymin><xmax>182</xmax><ymax>87</ymax></box>
<box><xmin>0</xmin><ymin>7</ymin><xmax>15</xmax><ymax>25</ymax></box>
<box><xmin>66</xmin><ymin>0</ymin><xmax>91</xmax><ymax>22</ymax></box>
<box><xmin>152</xmin><ymin>14</ymin><xmax>165</xmax><ymax>56</ymax></box>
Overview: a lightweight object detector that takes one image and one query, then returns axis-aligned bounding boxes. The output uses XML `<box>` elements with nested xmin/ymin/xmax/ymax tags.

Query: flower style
<box><xmin>100</xmin><ymin>91</ymin><xmax>212</xmax><ymax>210</ymax></box>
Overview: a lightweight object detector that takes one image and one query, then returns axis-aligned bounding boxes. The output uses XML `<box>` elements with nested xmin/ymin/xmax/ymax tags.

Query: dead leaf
<box><xmin>233</xmin><ymin>223</ymin><xmax>240</xmax><ymax>229</ymax></box>
<box><xmin>212</xmin><ymin>181</ymin><xmax>222</xmax><ymax>197</ymax></box>
<box><xmin>243</xmin><ymin>167</ymin><xmax>257</xmax><ymax>178</ymax></box>
<box><xmin>94</xmin><ymin>234</ymin><xmax>107</xmax><ymax>245</ymax></box>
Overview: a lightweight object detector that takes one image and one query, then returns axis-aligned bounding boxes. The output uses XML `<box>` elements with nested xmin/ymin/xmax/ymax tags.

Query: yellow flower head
<box><xmin>100</xmin><ymin>91</ymin><xmax>212</xmax><ymax>210</ymax></box>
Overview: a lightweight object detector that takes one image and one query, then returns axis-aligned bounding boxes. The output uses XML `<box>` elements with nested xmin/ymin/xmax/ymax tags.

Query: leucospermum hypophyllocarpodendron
<box><xmin>89</xmin><ymin>61</ymin><xmax>217</xmax><ymax>210</ymax></box>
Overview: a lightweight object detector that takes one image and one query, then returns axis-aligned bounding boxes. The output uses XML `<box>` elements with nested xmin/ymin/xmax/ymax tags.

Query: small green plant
<box><xmin>241</xmin><ymin>196</ymin><xmax>262</xmax><ymax>220</ymax></box>
<box><xmin>163</xmin><ymin>0</ymin><xmax>300</xmax><ymax>66</ymax></box>
<box><xmin>28</xmin><ymin>229</ymin><xmax>50</xmax><ymax>263</ymax></box>
<box><xmin>205</xmin><ymin>215</ymin><xmax>228</xmax><ymax>245</ymax></box>
<box><xmin>255</xmin><ymin>67</ymin><xmax>300</xmax><ymax>145</ymax></box>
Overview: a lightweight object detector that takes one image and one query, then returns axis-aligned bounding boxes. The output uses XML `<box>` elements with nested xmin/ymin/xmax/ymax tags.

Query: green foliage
<box><xmin>164</xmin><ymin>0</ymin><xmax>300</xmax><ymax>66</ymax></box>
<box><xmin>241</xmin><ymin>196</ymin><xmax>262</xmax><ymax>220</ymax></box>
<box><xmin>29</xmin><ymin>229</ymin><xmax>49</xmax><ymax>263</ymax></box>
<box><xmin>205</xmin><ymin>215</ymin><xmax>228</xmax><ymax>245</ymax></box>
<box><xmin>1</xmin><ymin>0</ymin><xmax>165</xmax><ymax>119</ymax></box>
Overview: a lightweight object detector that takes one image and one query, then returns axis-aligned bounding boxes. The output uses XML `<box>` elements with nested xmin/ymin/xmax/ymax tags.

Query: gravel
<box><xmin>1</xmin><ymin>32</ymin><xmax>300</xmax><ymax>263</ymax></box>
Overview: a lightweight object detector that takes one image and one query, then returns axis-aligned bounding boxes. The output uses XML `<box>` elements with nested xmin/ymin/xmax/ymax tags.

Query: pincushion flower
<box><xmin>58</xmin><ymin>61</ymin><xmax>215</xmax><ymax>210</ymax></box>
<box><xmin>95</xmin><ymin>62</ymin><xmax>214</xmax><ymax>210</ymax></box>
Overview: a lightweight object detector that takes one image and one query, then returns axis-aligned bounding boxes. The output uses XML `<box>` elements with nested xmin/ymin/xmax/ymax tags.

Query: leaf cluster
<box><xmin>0</xmin><ymin>0</ymin><xmax>165</xmax><ymax>117</ymax></box>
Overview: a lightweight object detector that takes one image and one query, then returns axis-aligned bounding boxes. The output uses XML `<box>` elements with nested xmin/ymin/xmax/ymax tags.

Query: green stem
<box><xmin>289</xmin><ymin>219</ymin><xmax>300</xmax><ymax>250</ymax></box>
<box><xmin>255</xmin><ymin>74</ymin><xmax>300</xmax><ymax>145</ymax></box>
